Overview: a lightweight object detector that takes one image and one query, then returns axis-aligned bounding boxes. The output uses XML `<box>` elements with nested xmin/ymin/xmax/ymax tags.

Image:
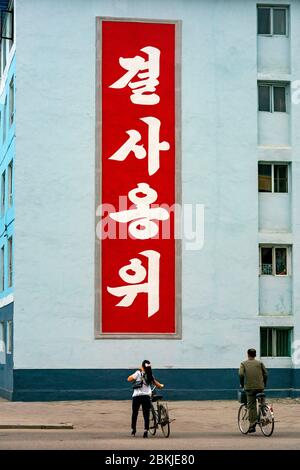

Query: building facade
<box><xmin>0</xmin><ymin>0</ymin><xmax>299</xmax><ymax>400</ymax></box>
<box><xmin>0</xmin><ymin>0</ymin><xmax>14</xmax><ymax>398</ymax></box>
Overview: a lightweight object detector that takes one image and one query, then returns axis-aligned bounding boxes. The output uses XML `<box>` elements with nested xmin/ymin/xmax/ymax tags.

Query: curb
<box><xmin>0</xmin><ymin>423</ymin><xmax>74</xmax><ymax>429</ymax></box>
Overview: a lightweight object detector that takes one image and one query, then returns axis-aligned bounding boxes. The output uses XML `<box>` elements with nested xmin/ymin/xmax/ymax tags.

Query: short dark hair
<box><xmin>247</xmin><ymin>348</ymin><xmax>256</xmax><ymax>358</ymax></box>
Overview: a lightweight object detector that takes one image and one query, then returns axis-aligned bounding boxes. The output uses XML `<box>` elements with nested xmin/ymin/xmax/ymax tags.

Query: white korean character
<box><xmin>109</xmin><ymin>116</ymin><xmax>170</xmax><ymax>176</ymax></box>
<box><xmin>107</xmin><ymin>250</ymin><xmax>160</xmax><ymax>318</ymax></box>
<box><xmin>110</xmin><ymin>46</ymin><xmax>160</xmax><ymax>105</ymax></box>
<box><xmin>109</xmin><ymin>183</ymin><xmax>169</xmax><ymax>239</ymax></box>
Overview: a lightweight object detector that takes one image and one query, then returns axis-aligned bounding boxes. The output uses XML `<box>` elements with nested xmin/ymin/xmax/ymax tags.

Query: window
<box><xmin>258</xmin><ymin>6</ymin><xmax>288</xmax><ymax>36</ymax></box>
<box><xmin>0</xmin><ymin>321</ymin><xmax>5</xmax><ymax>363</ymax></box>
<box><xmin>1</xmin><ymin>35</ymin><xmax>7</xmax><ymax>74</ymax></box>
<box><xmin>6</xmin><ymin>321</ymin><xmax>12</xmax><ymax>354</ymax></box>
<box><xmin>258</xmin><ymin>7</ymin><xmax>270</xmax><ymax>35</ymax></box>
<box><xmin>258</xmin><ymin>85</ymin><xmax>270</xmax><ymax>112</ymax></box>
<box><xmin>274</xmin><ymin>164</ymin><xmax>288</xmax><ymax>192</ymax></box>
<box><xmin>0</xmin><ymin>2</ymin><xmax>14</xmax><ymax>77</ymax></box>
<box><xmin>276</xmin><ymin>247</ymin><xmax>287</xmax><ymax>275</ymax></box>
<box><xmin>258</xmin><ymin>83</ymin><xmax>287</xmax><ymax>112</ymax></box>
<box><xmin>2</xmin><ymin>97</ymin><xmax>7</xmax><ymax>142</ymax></box>
<box><xmin>0</xmin><ymin>246</ymin><xmax>4</xmax><ymax>291</ymax></box>
<box><xmin>8</xmin><ymin>236</ymin><xmax>12</xmax><ymax>288</ymax></box>
<box><xmin>258</xmin><ymin>164</ymin><xmax>272</xmax><ymax>192</ymax></box>
<box><xmin>9</xmin><ymin>76</ymin><xmax>14</xmax><ymax>125</ymax></box>
<box><xmin>260</xmin><ymin>328</ymin><xmax>292</xmax><ymax>357</ymax></box>
<box><xmin>1</xmin><ymin>170</ymin><xmax>5</xmax><ymax>215</ymax></box>
<box><xmin>273</xmin><ymin>8</ymin><xmax>287</xmax><ymax>35</ymax></box>
<box><xmin>8</xmin><ymin>161</ymin><xmax>13</xmax><ymax>207</ymax></box>
<box><xmin>258</xmin><ymin>163</ymin><xmax>288</xmax><ymax>193</ymax></box>
<box><xmin>273</xmin><ymin>86</ymin><xmax>286</xmax><ymax>112</ymax></box>
<box><xmin>7</xmin><ymin>2</ymin><xmax>14</xmax><ymax>51</ymax></box>
<box><xmin>260</xmin><ymin>246</ymin><xmax>289</xmax><ymax>276</ymax></box>
<box><xmin>7</xmin><ymin>236</ymin><xmax>13</xmax><ymax>288</ymax></box>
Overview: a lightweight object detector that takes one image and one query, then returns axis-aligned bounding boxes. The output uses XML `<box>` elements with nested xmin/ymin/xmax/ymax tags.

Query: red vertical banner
<box><xmin>96</xmin><ymin>19</ymin><xmax>181</xmax><ymax>337</ymax></box>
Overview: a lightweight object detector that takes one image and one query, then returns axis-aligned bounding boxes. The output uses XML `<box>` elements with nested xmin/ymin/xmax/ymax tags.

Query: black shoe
<box><xmin>143</xmin><ymin>431</ymin><xmax>148</xmax><ymax>438</ymax></box>
<box><xmin>248</xmin><ymin>426</ymin><xmax>256</xmax><ymax>433</ymax></box>
<box><xmin>131</xmin><ymin>430</ymin><xmax>136</xmax><ymax>436</ymax></box>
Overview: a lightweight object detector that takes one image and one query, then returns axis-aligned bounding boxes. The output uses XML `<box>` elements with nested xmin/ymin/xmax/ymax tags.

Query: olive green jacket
<box><xmin>239</xmin><ymin>359</ymin><xmax>268</xmax><ymax>390</ymax></box>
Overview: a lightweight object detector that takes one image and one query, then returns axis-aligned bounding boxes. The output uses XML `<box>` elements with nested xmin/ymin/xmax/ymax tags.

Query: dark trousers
<box><xmin>246</xmin><ymin>389</ymin><xmax>265</xmax><ymax>427</ymax></box>
<box><xmin>131</xmin><ymin>395</ymin><xmax>151</xmax><ymax>432</ymax></box>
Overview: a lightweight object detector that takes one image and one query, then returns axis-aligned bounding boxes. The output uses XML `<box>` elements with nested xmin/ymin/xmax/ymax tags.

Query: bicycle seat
<box><xmin>152</xmin><ymin>395</ymin><xmax>163</xmax><ymax>402</ymax></box>
<box><xmin>256</xmin><ymin>393</ymin><xmax>265</xmax><ymax>398</ymax></box>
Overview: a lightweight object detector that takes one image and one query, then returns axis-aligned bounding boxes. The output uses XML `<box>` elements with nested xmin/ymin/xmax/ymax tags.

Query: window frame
<box><xmin>258</xmin><ymin>84</ymin><xmax>272</xmax><ymax>112</ymax></box>
<box><xmin>258</xmin><ymin>162</ymin><xmax>289</xmax><ymax>193</ymax></box>
<box><xmin>7</xmin><ymin>236</ymin><xmax>12</xmax><ymax>288</ymax></box>
<box><xmin>257</xmin><ymin>5</ymin><xmax>289</xmax><ymax>37</ymax></box>
<box><xmin>0</xmin><ymin>1</ymin><xmax>15</xmax><ymax>78</ymax></box>
<box><xmin>7</xmin><ymin>160</ymin><xmax>13</xmax><ymax>207</ymax></box>
<box><xmin>9</xmin><ymin>76</ymin><xmax>14</xmax><ymax>126</ymax></box>
<box><xmin>258</xmin><ymin>83</ymin><xmax>288</xmax><ymax>113</ymax></box>
<box><xmin>260</xmin><ymin>327</ymin><xmax>292</xmax><ymax>357</ymax></box>
<box><xmin>1</xmin><ymin>170</ymin><xmax>5</xmax><ymax>216</ymax></box>
<box><xmin>2</xmin><ymin>96</ymin><xmax>7</xmax><ymax>143</ymax></box>
<box><xmin>8</xmin><ymin>1</ymin><xmax>14</xmax><ymax>52</ymax></box>
<box><xmin>0</xmin><ymin>245</ymin><xmax>4</xmax><ymax>292</ymax></box>
<box><xmin>259</xmin><ymin>245</ymin><xmax>290</xmax><ymax>277</ymax></box>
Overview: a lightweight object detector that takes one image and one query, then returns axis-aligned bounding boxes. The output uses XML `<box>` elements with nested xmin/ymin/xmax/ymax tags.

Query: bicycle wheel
<box><xmin>259</xmin><ymin>405</ymin><xmax>274</xmax><ymax>437</ymax></box>
<box><xmin>238</xmin><ymin>404</ymin><xmax>250</xmax><ymax>434</ymax></box>
<box><xmin>159</xmin><ymin>404</ymin><xmax>170</xmax><ymax>438</ymax></box>
<box><xmin>149</xmin><ymin>404</ymin><xmax>157</xmax><ymax>436</ymax></box>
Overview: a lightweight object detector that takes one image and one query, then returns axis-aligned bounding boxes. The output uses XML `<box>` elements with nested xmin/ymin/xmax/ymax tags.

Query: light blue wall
<box><xmin>257</xmin><ymin>36</ymin><xmax>290</xmax><ymax>74</ymax></box>
<box><xmin>259</xmin><ymin>193</ymin><xmax>291</xmax><ymax>232</ymax></box>
<box><xmin>13</xmin><ymin>0</ymin><xmax>300</xmax><ymax>372</ymax></box>
<box><xmin>258</xmin><ymin>111</ymin><xmax>290</xmax><ymax>146</ymax></box>
<box><xmin>259</xmin><ymin>275</ymin><xmax>292</xmax><ymax>315</ymax></box>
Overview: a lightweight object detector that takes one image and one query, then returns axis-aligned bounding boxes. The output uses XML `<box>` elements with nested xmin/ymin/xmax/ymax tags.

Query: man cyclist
<box><xmin>239</xmin><ymin>348</ymin><xmax>268</xmax><ymax>433</ymax></box>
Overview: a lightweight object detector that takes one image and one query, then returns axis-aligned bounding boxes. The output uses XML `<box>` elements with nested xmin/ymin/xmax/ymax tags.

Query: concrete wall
<box><xmin>259</xmin><ymin>193</ymin><xmax>291</xmax><ymax>232</ymax></box>
<box><xmin>259</xmin><ymin>275</ymin><xmax>292</xmax><ymax>315</ymax></box>
<box><xmin>290</xmin><ymin>5</ymin><xmax>300</xmax><ymax>381</ymax></box>
<box><xmin>258</xmin><ymin>111</ymin><xmax>290</xmax><ymax>146</ymax></box>
<box><xmin>11</xmin><ymin>0</ymin><xmax>300</xmax><ymax>388</ymax></box>
<box><xmin>14</xmin><ymin>0</ymin><xmax>261</xmax><ymax>370</ymax></box>
<box><xmin>257</xmin><ymin>36</ymin><xmax>290</xmax><ymax>74</ymax></box>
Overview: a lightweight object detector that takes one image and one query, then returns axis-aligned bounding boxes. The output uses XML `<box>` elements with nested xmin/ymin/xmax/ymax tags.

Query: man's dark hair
<box><xmin>247</xmin><ymin>348</ymin><xmax>256</xmax><ymax>358</ymax></box>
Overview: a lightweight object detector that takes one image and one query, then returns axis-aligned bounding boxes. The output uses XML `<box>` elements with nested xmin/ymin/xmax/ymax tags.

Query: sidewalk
<box><xmin>0</xmin><ymin>398</ymin><xmax>299</xmax><ymax>449</ymax></box>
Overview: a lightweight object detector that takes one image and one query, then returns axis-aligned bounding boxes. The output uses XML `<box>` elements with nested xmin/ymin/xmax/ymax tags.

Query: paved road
<box><xmin>0</xmin><ymin>399</ymin><xmax>299</xmax><ymax>449</ymax></box>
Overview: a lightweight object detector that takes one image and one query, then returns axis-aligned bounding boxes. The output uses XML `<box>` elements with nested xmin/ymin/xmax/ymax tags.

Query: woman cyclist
<box><xmin>127</xmin><ymin>360</ymin><xmax>164</xmax><ymax>438</ymax></box>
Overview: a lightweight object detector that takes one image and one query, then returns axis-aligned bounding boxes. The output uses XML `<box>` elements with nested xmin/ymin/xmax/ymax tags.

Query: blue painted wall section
<box><xmin>0</xmin><ymin>302</ymin><xmax>13</xmax><ymax>399</ymax></box>
<box><xmin>12</xmin><ymin>368</ymin><xmax>299</xmax><ymax>402</ymax></box>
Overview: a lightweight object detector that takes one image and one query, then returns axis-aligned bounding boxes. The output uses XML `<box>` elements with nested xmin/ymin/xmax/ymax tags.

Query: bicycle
<box><xmin>238</xmin><ymin>391</ymin><xmax>275</xmax><ymax>437</ymax></box>
<box><xmin>149</xmin><ymin>386</ymin><xmax>171</xmax><ymax>438</ymax></box>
